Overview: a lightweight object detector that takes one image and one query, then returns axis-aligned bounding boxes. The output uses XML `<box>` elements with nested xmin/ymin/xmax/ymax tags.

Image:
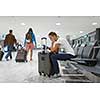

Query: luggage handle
<box><xmin>41</xmin><ymin>37</ymin><xmax>47</xmax><ymax>40</ymax></box>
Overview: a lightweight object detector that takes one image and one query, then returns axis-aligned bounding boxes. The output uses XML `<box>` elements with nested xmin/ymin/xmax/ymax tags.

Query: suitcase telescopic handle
<box><xmin>41</xmin><ymin>37</ymin><xmax>47</xmax><ymax>40</ymax></box>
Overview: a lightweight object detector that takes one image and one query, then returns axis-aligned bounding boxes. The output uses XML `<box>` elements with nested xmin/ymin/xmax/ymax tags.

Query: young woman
<box><xmin>48</xmin><ymin>32</ymin><xmax>76</xmax><ymax>77</ymax></box>
<box><xmin>24</xmin><ymin>28</ymin><xmax>36</xmax><ymax>61</ymax></box>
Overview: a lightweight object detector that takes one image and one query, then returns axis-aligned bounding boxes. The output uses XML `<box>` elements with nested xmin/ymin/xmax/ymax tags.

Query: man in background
<box><xmin>4</xmin><ymin>30</ymin><xmax>17</xmax><ymax>61</ymax></box>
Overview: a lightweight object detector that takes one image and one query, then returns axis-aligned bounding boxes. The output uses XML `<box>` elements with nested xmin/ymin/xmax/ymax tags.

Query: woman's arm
<box><xmin>32</xmin><ymin>33</ymin><xmax>37</xmax><ymax>46</ymax></box>
<box><xmin>50</xmin><ymin>43</ymin><xmax>60</xmax><ymax>53</ymax></box>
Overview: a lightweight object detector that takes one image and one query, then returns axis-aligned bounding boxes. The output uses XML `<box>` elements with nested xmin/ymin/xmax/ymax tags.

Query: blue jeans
<box><xmin>50</xmin><ymin>53</ymin><xmax>75</xmax><ymax>74</ymax></box>
<box><xmin>5</xmin><ymin>45</ymin><xmax>13</xmax><ymax>59</ymax></box>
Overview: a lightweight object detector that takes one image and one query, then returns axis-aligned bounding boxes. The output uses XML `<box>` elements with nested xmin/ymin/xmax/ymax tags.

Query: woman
<box><xmin>48</xmin><ymin>32</ymin><xmax>76</xmax><ymax>78</ymax></box>
<box><xmin>24</xmin><ymin>28</ymin><xmax>36</xmax><ymax>61</ymax></box>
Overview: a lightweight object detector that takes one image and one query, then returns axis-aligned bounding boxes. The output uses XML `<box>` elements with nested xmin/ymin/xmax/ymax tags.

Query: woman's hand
<box><xmin>50</xmin><ymin>44</ymin><xmax>60</xmax><ymax>53</ymax></box>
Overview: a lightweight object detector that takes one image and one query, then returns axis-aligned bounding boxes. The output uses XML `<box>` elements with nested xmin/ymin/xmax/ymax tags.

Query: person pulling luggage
<box><xmin>24</xmin><ymin>28</ymin><xmax>36</xmax><ymax>61</ymax></box>
<box><xmin>48</xmin><ymin>32</ymin><xmax>76</xmax><ymax>78</ymax></box>
<box><xmin>4</xmin><ymin>30</ymin><xmax>17</xmax><ymax>61</ymax></box>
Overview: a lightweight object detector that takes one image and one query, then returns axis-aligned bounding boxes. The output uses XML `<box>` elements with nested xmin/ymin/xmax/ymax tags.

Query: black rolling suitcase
<box><xmin>38</xmin><ymin>52</ymin><xmax>52</xmax><ymax>77</ymax></box>
<box><xmin>15</xmin><ymin>48</ymin><xmax>27</xmax><ymax>62</ymax></box>
<box><xmin>0</xmin><ymin>51</ymin><xmax>4</xmax><ymax>61</ymax></box>
<box><xmin>38</xmin><ymin>37</ymin><xmax>52</xmax><ymax>77</ymax></box>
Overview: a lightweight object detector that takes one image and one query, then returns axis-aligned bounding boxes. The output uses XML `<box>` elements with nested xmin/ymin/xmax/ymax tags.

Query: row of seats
<box><xmin>75</xmin><ymin>47</ymin><xmax>100</xmax><ymax>76</ymax></box>
<box><xmin>71</xmin><ymin>41</ymin><xmax>99</xmax><ymax>66</ymax></box>
<box><xmin>74</xmin><ymin>41</ymin><xmax>98</xmax><ymax>58</ymax></box>
<box><xmin>70</xmin><ymin>40</ymin><xmax>100</xmax><ymax>76</ymax></box>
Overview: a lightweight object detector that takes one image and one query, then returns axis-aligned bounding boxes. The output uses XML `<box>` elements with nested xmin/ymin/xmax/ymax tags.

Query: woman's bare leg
<box><xmin>30</xmin><ymin>49</ymin><xmax>33</xmax><ymax>61</ymax></box>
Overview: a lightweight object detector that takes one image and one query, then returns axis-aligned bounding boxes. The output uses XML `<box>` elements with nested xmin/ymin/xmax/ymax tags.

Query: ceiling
<box><xmin>0</xmin><ymin>16</ymin><xmax>100</xmax><ymax>45</ymax></box>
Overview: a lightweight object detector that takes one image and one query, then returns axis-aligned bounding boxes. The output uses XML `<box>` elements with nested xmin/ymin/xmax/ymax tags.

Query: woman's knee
<box><xmin>50</xmin><ymin>54</ymin><xmax>55</xmax><ymax>59</ymax></box>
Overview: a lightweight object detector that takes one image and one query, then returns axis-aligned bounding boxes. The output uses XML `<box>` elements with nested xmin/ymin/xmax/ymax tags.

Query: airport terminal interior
<box><xmin>0</xmin><ymin>16</ymin><xmax>100</xmax><ymax>83</ymax></box>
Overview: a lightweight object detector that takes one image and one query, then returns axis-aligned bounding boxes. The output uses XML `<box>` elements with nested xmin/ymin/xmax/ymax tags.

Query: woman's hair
<box><xmin>28</xmin><ymin>28</ymin><xmax>33</xmax><ymax>33</ymax></box>
<box><xmin>48</xmin><ymin>32</ymin><xmax>57</xmax><ymax>37</ymax></box>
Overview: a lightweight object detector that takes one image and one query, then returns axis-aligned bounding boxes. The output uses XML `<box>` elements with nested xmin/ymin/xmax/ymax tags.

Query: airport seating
<box><xmin>71</xmin><ymin>41</ymin><xmax>99</xmax><ymax>66</ymax></box>
<box><xmin>62</xmin><ymin>45</ymin><xmax>100</xmax><ymax>77</ymax></box>
<box><xmin>90</xmin><ymin>46</ymin><xmax>100</xmax><ymax>75</ymax></box>
<box><xmin>73</xmin><ymin>47</ymin><xmax>100</xmax><ymax>76</ymax></box>
<box><xmin>73</xmin><ymin>46</ymin><xmax>79</xmax><ymax>56</ymax></box>
<box><xmin>74</xmin><ymin>46</ymin><xmax>84</xmax><ymax>58</ymax></box>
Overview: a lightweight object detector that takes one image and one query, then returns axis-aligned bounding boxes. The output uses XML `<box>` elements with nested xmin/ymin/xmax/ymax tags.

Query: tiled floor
<box><xmin>0</xmin><ymin>50</ymin><xmax>65</xmax><ymax>83</ymax></box>
<box><xmin>0</xmin><ymin>50</ymin><xmax>98</xmax><ymax>83</ymax></box>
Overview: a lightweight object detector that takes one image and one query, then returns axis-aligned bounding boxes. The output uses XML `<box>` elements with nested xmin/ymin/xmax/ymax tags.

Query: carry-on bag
<box><xmin>0</xmin><ymin>51</ymin><xmax>4</xmax><ymax>61</ymax></box>
<box><xmin>15</xmin><ymin>48</ymin><xmax>27</xmax><ymax>62</ymax></box>
<box><xmin>38</xmin><ymin>37</ymin><xmax>52</xmax><ymax>77</ymax></box>
<box><xmin>0</xmin><ymin>45</ymin><xmax>4</xmax><ymax>61</ymax></box>
<box><xmin>38</xmin><ymin>52</ymin><xmax>52</xmax><ymax>77</ymax></box>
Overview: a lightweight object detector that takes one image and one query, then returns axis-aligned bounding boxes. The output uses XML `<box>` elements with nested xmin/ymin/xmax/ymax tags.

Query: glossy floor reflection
<box><xmin>0</xmin><ymin>50</ymin><xmax>99</xmax><ymax>83</ymax></box>
<box><xmin>0</xmin><ymin>50</ymin><xmax>65</xmax><ymax>83</ymax></box>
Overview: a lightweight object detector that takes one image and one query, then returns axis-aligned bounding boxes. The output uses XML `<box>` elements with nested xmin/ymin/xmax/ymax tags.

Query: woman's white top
<box><xmin>53</xmin><ymin>37</ymin><xmax>75</xmax><ymax>56</ymax></box>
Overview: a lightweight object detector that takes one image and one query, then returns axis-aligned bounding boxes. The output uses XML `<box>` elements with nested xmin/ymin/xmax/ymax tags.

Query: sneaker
<box><xmin>5</xmin><ymin>58</ymin><xmax>9</xmax><ymax>61</ymax></box>
<box><xmin>56</xmin><ymin>73</ymin><xmax>62</xmax><ymax>77</ymax></box>
<box><xmin>51</xmin><ymin>73</ymin><xmax>62</xmax><ymax>78</ymax></box>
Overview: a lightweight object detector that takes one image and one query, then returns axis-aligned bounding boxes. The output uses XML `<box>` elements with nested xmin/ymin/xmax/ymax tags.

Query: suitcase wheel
<box><xmin>39</xmin><ymin>72</ymin><xmax>42</xmax><ymax>76</ymax></box>
<box><xmin>39</xmin><ymin>72</ymin><xmax>50</xmax><ymax>78</ymax></box>
<box><xmin>43</xmin><ymin>73</ymin><xmax>46</xmax><ymax>77</ymax></box>
<box><xmin>25</xmin><ymin>60</ymin><xmax>28</xmax><ymax>62</ymax></box>
<box><xmin>47</xmin><ymin>74</ymin><xmax>51</xmax><ymax>78</ymax></box>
